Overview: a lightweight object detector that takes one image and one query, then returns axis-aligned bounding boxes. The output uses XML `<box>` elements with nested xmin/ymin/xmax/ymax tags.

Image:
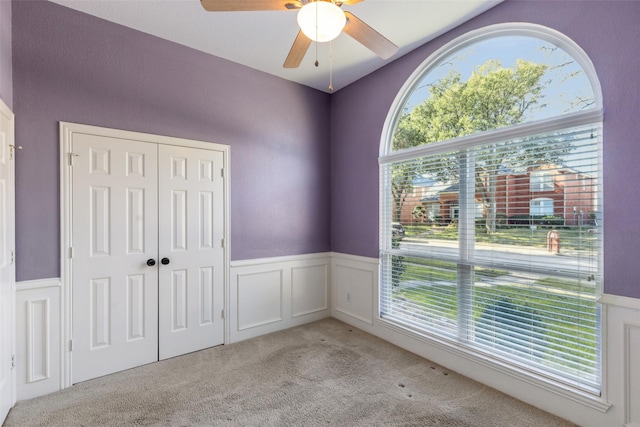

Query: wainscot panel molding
<box><xmin>604</xmin><ymin>295</ymin><xmax>640</xmax><ymax>427</ymax></box>
<box><xmin>331</xmin><ymin>253</ymin><xmax>379</xmax><ymax>326</ymax></box>
<box><xmin>229</xmin><ymin>253</ymin><xmax>331</xmax><ymax>343</ymax></box>
<box><xmin>15</xmin><ymin>278</ymin><xmax>62</xmax><ymax>400</ymax></box>
<box><xmin>330</xmin><ymin>253</ymin><xmax>640</xmax><ymax>427</ymax></box>
<box><xmin>14</xmin><ymin>260</ymin><xmax>640</xmax><ymax>427</ymax></box>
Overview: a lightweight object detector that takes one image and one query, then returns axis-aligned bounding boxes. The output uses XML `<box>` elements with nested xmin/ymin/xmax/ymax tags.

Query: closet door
<box><xmin>72</xmin><ymin>135</ymin><xmax>159</xmax><ymax>383</ymax></box>
<box><xmin>158</xmin><ymin>145</ymin><xmax>224</xmax><ymax>359</ymax></box>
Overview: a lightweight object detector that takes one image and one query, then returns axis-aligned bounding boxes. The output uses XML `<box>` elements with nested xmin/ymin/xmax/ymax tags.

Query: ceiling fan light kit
<box><xmin>200</xmin><ymin>0</ymin><xmax>399</xmax><ymax>71</ymax></box>
<box><xmin>297</xmin><ymin>1</ymin><xmax>346</xmax><ymax>42</ymax></box>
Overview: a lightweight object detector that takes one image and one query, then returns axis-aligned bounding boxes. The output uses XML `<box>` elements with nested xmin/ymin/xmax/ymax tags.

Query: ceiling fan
<box><xmin>200</xmin><ymin>0</ymin><xmax>399</xmax><ymax>68</ymax></box>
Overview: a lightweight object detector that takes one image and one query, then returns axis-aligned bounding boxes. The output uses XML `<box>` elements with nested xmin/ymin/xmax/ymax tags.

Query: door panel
<box><xmin>72</xmin><ymin>135</ymin><xmax>159</xmax><ymax>383</ymax></box>
<box><xmin>158</xmin><ymin>145</ymin><xmax>224</xmax><ymax>359</ymax></box>
<box><xmin>0</xmin><ymin>102</ymin><xmax>15</xmax><ymax>424</ymax></box>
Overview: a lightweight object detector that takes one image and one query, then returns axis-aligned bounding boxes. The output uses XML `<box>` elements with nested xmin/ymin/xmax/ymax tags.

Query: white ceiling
<box><xmin>50</xmin><ymin>0</ymin><xmax>502</xmax><ymax>93</ymax></box>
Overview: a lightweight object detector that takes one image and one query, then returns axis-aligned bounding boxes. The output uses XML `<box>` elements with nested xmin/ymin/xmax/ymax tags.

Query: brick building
<box><xmin>398</xmin><ymin>166</ymin><xmax>597</xmax><ymax>226</ymax></box>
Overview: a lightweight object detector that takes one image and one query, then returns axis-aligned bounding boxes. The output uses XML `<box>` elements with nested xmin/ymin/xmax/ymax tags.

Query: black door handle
<box><xmin>146</xmin><ymin>259</ymin><xmax>156</xmax><ymax>267</ymax></box>
<box><xmin>161</xmin><ymin>257</ymin><xmax>170</xmax><ymax>265</ymax></box>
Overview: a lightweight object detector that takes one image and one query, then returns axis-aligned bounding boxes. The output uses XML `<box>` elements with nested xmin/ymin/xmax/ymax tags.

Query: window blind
<box><xmin>380</xmin><ymin>123</ymin><xmax>601</xmax><ymax>392</ymax></box>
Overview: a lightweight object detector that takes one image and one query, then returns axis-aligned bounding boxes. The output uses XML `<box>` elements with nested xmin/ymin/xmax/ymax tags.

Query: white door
<box><xmin>70</xmin><ymin>130</ymin><xmax>226</xmax><ymax>382</ymax></box>
<box><xmin>158</xmin><ymin>145</ymin><xmax>225</xmax><ymax>359</ymax></box>
<box><xmin>72</xmin><ymin>135</ymin><xmax>159</xmax><ymax>383</ymax></box>
<box><xmin>0</xmin><ymin>101</ymin><xmax>15</xmax><ymax>424</ymax></box>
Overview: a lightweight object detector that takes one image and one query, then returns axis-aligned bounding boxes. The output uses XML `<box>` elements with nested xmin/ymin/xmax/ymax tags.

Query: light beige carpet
<box><xmin>4</xmin><ymin>318</ymin><xmax>575</xmax><ymax>426</ymax></box>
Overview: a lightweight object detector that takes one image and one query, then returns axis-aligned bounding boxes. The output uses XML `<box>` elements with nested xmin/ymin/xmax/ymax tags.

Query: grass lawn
<box><xmin>390</xmin><ymin>258</ymin><xmax>598</xmax><ymax>378</ymax></box>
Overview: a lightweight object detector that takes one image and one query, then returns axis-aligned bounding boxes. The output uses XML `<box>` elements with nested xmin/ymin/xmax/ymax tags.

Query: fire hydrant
<box><xmin>547</xmin><ymin>230</ymin><xmax>560</xmax><ymax>253</ymax></box>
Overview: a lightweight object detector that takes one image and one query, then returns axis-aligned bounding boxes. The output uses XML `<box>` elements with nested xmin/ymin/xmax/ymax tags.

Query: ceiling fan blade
<box><xmin>283</xmin><ymin>30</ymin><xmax>312</xmax><ymax>68</ymax></box>
<box><xmin>338</xmin><ymin>0</ymin><xmax>365</xmax><ymax>5</ymax></box>
<box><xmin>342</xmin><ymin>11</ymin><xmax>398</xmax><ymax>60</ymax></box>
<box><xmin>200</xmin><ymin>0</ymin><xmax>301</xmax><ymax>12</ymax></box>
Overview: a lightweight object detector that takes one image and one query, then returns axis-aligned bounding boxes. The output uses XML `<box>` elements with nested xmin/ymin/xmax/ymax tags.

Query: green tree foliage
<box><xmin>395</xmin><ymin>60</ymin><xmax>548</xmax><ymax>147</ymax></box>
<box><xmin>391</xmin><ymin>59</ymin><xmax>573</xmax><ymax>232</ymax></box>
<box><xmin>412</xmin><ymin>205</ymin><xmax>426</xmax><ymax>221</ymax></box>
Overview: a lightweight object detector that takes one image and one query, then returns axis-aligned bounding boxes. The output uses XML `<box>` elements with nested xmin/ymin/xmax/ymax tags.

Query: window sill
<box><xmin>375</xmin><ymin>317</ymin><xmax>612</xmax><ymax>414</ymax></box>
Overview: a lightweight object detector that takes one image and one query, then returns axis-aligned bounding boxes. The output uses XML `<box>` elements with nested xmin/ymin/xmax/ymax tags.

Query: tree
<box><xmin>390</xmin><ymin>120</ymin><xmax>424</xmax><ymax>222</ymax></box>
<box><xmin>412</xmin><ymin>205</ymin><xmax>426</xmax><ymax>222</ymax></box>
<box><xmin>391</xmin><ymin>59</ymin><xmax>573</xmax><ymax>233</ymax></box>
<box><xmin>391</xmin><ymin>163</ymin><xmax>413</xmax><ymax>223</ymax></box>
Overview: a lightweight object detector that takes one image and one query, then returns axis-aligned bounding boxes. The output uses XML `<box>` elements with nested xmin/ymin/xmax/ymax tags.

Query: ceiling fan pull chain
<box><xmin>315</xmin><ymin>0</ymin><xmax>319</xmax><ymax>66</ymax></box>
<box><xmin>329</xmin><ymin>40</ymin><xmax>334</xmax><ymax>92</ymax></box>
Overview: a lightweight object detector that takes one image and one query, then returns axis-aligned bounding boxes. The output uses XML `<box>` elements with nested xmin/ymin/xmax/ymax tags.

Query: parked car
<box><xmin>392</xmin><ymin>223</ymin><xmax>405</xmax><ymax>240</ymax></box>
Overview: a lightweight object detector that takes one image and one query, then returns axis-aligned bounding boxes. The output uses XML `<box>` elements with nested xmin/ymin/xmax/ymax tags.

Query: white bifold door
<box><xmin>71</xmin><ymin>132</ymin><xmax>225</xmax><ymax>383</ymax></box>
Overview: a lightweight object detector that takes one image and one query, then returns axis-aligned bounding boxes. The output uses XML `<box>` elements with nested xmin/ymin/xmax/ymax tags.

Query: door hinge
<box><xmin>68</xmin><ymin>152</ymin><xmax>79</xmax><ymax>166</ymax></box>
<box><xmin>221</xmin><ymin>239</ymin><xmax>225</xmax><ymax>248</ymax></box>
<box><xmin>69</xmin><ymin>340</ymin><xmax>73</xmax><ymax>352</ymax></box>
<box><xmin>220</xmin><ymin>168</ymin><xmax>224</xmax><ymax>178</ymax></box>
<box><xmin>10</xmin><ymin>251</ymin><xmax>14</xmax><ymax>265</ymax></box>
<box><xmin>11</xmin><ymin>355</ymin><xmax>15</xmax><ymax>369</ymax></box>
<box><xmin>221</xmin><ymin>309</ymin><xmax>224</xmax><ymax>320</ymax></box>
<box><xmin>9</xmin><ymin>144</ymin><xmax>22</xmax><ymax>160</ymax></box>
<box><xmin>69</xmin><ymin>247</ymin><xmax>73</xmax><ymax>259</ymax></box>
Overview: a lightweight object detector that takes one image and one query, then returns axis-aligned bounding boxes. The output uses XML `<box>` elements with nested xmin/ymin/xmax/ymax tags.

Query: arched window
<box><xmin>379</xmin><ymin>24</ymin><xmax>602</xmax><ymax>394</ymax></box>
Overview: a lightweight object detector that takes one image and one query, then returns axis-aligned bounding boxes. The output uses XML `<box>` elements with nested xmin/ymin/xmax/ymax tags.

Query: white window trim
<box><xmin>380</xmin><ymin>22</ymin><xmax>603</xmax><ymax>159</ymax></box>
<box><xmin>380</xmin><ymin>109</ymin><xmax>602</xmax><ymax>166</ymax></box>
<box><xmin>378</xmin><ymin>22</ymin><xmax>606</xmax><ymax>406</ymax></box>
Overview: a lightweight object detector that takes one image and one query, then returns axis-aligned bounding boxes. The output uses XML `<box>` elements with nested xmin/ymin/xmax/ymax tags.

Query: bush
<box><xmin>537</xmin><ymin>215</ymin><xmax>564</xmax><ymax>227</ymax></box>
<box><xmin>507</xmin><ymin>214</ymin><xmax>533</xmax><ymax>226</ymax></box>
<box><xmin>412</xmin><ymin>205</ymin><xmax>426</xmax><ymax>221</ymax></box>
<box><xmin>507</xmin><ymin>214</ymin><xmax>564</xmax><ymax>227</ymax></box>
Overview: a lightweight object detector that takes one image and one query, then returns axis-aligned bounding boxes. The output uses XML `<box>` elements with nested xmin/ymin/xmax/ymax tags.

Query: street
<box><xmin>398</xmin><ymin>238</ymin><xmax>598</xmax><ymax>277</ymax></box>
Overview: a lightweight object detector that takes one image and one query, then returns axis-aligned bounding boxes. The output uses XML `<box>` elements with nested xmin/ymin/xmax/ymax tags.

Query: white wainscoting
<box><xmin>229</xmin><ymin>253</ymin><xmax>331</xmax><ymax>343</ymax></box>
<box><xmin>331</xmin><ymin>253</ymin><xmax>378</xmax><ymax>326</ymax></box>
<box><xmin>15</xmin><ymin>279</ymin><xmax>62</xmax><ymax>400</ymax></box>
<box><xmin>600</xmin><ymin>293</ymin><xmax>640</xmax><ymax>427</ymax></box>
<box><xmin>330</xmin><ymin>252</ymin><xmax>640</xmax><ymax>427</ymax></box>
<box><xmin>14</xmin><ymin>254</ymin><xmax>640</xmax><ymax>427</ymax></box>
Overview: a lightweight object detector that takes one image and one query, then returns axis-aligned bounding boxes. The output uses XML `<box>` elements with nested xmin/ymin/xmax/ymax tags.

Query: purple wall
<box><xmin>11</xmin><ymin>0</ymin><xmax>640</xmax><ymax>299</ymax></box>
<box><xmin>331</xmin><ymin>0</ymin><xmax>640</xmax><ymax>299</ymax></box>
<box><xmin>12</xmin><ymin>1</ymin><xmax>331</xmax><ymax>281</ymax></box>
<box><xmin>0</xmin><ymin>0</ymin><xmax>12</xmax><ymax>108</ymax></box>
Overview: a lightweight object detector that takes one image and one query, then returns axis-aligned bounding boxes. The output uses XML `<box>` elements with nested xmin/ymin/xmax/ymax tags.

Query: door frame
<box><xmin>60</xmin><ymin>122</ymin><xmax>230</xmax><ymax>389</ymax></box>
<box><xmin>0</xmin><ymin>98</ymin><xmax>16</xmax><ymax>422</ymax></box>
